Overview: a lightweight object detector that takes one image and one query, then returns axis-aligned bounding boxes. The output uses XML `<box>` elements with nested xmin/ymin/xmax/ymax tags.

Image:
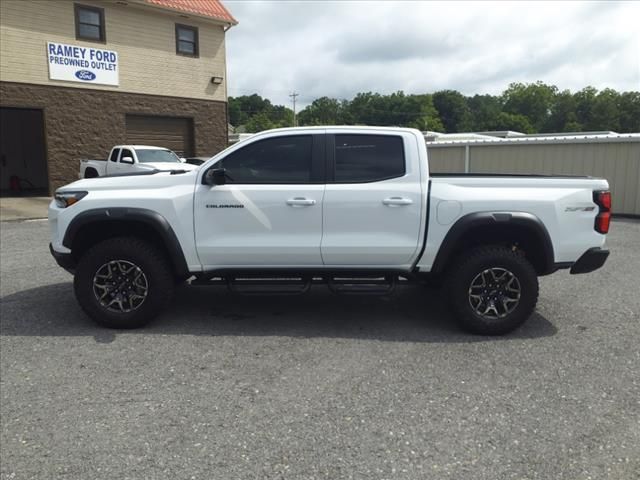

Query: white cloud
<box><xmin>224</xmin><ymin>0</ymin><xmax>640</xmax><ymax>107</ymax></box>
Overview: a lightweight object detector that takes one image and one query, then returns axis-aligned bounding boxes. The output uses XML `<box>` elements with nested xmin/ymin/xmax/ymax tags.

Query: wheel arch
<box><xmin>63</xmin><ymin>208</ymin><xmax>189</xmax><ymax>279</ymax></box>
<box><xmin>431</xmin><ymin>212</ymin><xmax>555</xmax><ymax>276</ymax></box>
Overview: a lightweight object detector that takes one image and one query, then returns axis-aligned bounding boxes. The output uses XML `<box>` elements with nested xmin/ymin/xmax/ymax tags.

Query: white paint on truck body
<box><xmin>52</xmin><ymin>126</ymin><xmax>609</xmax><ymax>274</ymax></box>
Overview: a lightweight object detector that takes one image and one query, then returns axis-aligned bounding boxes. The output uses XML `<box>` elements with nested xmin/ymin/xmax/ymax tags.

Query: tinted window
<box><xmin>109</xmin><ymin>148</ymin><xmax>120</xmax><ymax>162</ymax></box>
<box><xmin>218</xmin><ymin>135</ymin><xmax>313</xmax><ymax>184</ymax></box>
<box><xmin>334</xmin><ymin>135</ymin><xmax>405</xmax><ymax>183</ymax></box>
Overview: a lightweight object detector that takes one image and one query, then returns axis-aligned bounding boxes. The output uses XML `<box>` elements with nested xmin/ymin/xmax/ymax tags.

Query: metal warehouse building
<box><xmin>0</xmin><ymin>0</ymin><xmax>236</xmax><ymax>195</ymax></box>
<box><xmin>426</xmin><ymin>132</ymin><xmax>640</xmax><ymax>216</ymax></box>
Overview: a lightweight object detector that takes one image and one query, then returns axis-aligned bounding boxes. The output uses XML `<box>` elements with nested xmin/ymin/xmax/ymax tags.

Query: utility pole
<box><xmin>289</xmin><ymin>92</ymin><xmax>299</xmax><ymax>127</ymax></box>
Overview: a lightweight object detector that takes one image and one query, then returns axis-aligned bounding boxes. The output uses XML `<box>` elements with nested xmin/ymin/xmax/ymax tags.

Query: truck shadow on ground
<box><xmin>0</xmin><ymin>282</ymin><xmax>557</xmax><ymax>343</ymax></box>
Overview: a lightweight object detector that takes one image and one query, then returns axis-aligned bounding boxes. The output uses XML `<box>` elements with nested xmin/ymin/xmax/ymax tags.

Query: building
<box><xmin>426</xmin><ymin>131</ymin><xmax>640</xmax><ymax>216</ymax></box>
<box><xmin>0</xmin><ymin>0</ymin><xmax>236</xmax><ymax>195</ymax></box>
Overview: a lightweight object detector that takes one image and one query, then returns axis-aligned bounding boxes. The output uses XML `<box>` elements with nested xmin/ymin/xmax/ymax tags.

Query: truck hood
<box><xmin>60</xmin><ymin>168</ymin><xmax>198</xmax><ymax>192</ymax></box>
<box><xmin>138</xmin><ymin>162</ymin><xmax>198</xmax><ymax>171</ymax></box>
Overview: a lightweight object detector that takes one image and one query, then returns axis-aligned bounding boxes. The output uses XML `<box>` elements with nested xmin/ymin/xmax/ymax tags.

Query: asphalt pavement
<box><xmin>1</xmin><ymin>219</ymin><xmax>638</xmax><ymax>480</ymax></box>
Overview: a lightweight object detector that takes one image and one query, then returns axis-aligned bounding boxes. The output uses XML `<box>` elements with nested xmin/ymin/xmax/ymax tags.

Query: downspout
<box><xmin>464</xmin><ymin>144</ymin><xmax>470</xmax><ymax>173</ymax></box>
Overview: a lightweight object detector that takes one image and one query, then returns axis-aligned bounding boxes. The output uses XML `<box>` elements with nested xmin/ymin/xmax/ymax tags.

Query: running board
<box><xmin>226</xmin><ymin>275</ymin><xmax>312</xmax><ymax>295</ymax></box>
<box><xmin>327</xmin><ymin>275</ymin><xmax>396</xmax><ymax>295</ymax></box>
<box><xmin>189</xmin><ymin>273</ymin><xmax>401</xmax><ymax>296</ymax></box>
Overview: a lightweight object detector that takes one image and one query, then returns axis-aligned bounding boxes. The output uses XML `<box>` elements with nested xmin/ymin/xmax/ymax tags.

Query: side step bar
<box><xmin>227</xmin><ymin>276</ymin><xmax>312</xmax><ymax>295</ymax></box>
<box><xmin>190</xmin><ymin>273</ymin><xmax>399</xmax><ymax>296</ymax></box>
<box><xmin>327</xmin><ymin>275</ymin><xmax>396</xmax><ymax>295</ymax></box>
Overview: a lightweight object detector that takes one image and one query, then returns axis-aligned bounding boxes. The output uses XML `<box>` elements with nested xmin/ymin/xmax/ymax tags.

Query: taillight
<box><xmin>593</xmin><ymin>190</ymin><xmax>611</xmax><ymax>234</ymax></box>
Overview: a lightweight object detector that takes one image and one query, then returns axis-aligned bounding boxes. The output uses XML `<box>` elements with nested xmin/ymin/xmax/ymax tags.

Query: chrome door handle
<box><xmin>286</xmin><ymin>197</ymin><xmax>316</xmax><ymax>206</ymax></box>
<box><xmin>383</xmin><ymin>197</ymin><xmax>413</xmax><ymax>206</ymax></box>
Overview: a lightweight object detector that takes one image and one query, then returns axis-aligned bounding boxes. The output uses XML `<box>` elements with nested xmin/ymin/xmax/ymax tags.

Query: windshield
<box><xmin>135</xmin><ymin>149</ymin><xmax>181</xmax><ymax>164</ymax></box>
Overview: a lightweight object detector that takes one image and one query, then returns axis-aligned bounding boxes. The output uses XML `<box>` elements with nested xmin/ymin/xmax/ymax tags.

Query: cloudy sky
<box><xmin>224</xmin><ymin>1</ymin><xmax>639</xmax><ymax>108</ymax></box>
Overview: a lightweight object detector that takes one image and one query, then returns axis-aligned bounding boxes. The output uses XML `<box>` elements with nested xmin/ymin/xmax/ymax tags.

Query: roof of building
<box><xmin>425</xmin><ymin>132</ymin><xmax>640</xmax><ymax>146</ymax></box>
<box><xmin>143</xmin><ymin>0</ymin><xmax>237</xmax><ymax>24</ymax></box>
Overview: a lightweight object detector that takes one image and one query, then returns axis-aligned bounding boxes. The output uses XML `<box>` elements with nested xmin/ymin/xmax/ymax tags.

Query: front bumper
<box><xmin>49</xmin><ymin>243</ymin><xmax>76</xmax><ymax>274</ymax></box>
<box><xmin>570</xmin><ymin>247</ymin><xmax>610</xmax><ymax>274</ymax></box>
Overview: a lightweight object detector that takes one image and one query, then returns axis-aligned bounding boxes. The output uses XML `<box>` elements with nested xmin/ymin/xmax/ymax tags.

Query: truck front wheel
<box><xmin>74</xmin><ymin>237</ymin><xmax>174</xmax><ymax>329</ymax></box>
<box><xmin>445</xmin><ymin>246</ymin><xmax>539</xmax><ymax>335</ymax></box>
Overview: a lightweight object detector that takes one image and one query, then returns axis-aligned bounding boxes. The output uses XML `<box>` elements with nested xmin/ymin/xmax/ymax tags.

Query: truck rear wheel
<box><xmin>445</xmin><ymin>246</ymin><xmax>539</xmax><ymax>335</ymax></box>
<box><xmin>74</xmin><ymin>237</ymin><xmax>174</xmax><ymax>329</ymax></box>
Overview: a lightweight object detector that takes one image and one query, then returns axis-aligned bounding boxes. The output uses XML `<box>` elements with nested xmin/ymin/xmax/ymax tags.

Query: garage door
<box><xmin>125</xmin><ymin>115</ymin><xmax>194</xmax><ymax>157</ymax></box>
<box><xmin>0</xmin><ymin>108</ymin><xmax>48</xmax><ymax>195</ymax></box>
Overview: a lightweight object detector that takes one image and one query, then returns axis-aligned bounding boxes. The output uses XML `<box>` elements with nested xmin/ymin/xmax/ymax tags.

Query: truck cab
<box><xmin>80</xmin><ymin>145</ymin><xmax>196</xmax><ymax>178</ymax></box>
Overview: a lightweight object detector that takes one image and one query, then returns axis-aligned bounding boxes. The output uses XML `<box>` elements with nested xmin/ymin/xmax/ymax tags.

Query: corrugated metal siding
<box><xmin>427</xmin><ymin>141</ymin><xmax>640</xmax><ymax>215</ymax></box>
<box><xmin>427</xmin><ymin>146</ymin><xmax>465</xmax><ymax>173</ymax></box>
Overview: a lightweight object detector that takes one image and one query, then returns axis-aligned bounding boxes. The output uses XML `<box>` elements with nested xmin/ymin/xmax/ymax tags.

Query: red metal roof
<box><xmin>143</xmin><ymin>0</ymin><xmax>237</xmax><ymax>24</ymax></box>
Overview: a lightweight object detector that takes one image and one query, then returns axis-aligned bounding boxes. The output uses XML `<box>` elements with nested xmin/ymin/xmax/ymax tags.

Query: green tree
<box><xmin>244</xmin><ymin>112</ymin><xmax>276</xmax><ymax>133</ymax></box>
<box><xmin>269</xmin><ymin>105</ymin><xmax>294</xmax><ymax>128</ymax></box>
<box><xmin>546</xmin><ymin>90</ymin><xmax>580</xmax><ymax>132</ymax></box>
<box><xmin>467</xmin><ymin>94</ymin><xmax>502</xmax><ymax>131</ymax></box>
<box><xmin>298</xmin><ymin>97</ymin><xmax>346</xmax><ymax>125</ymax></box>
<box><xmin>490</xmin><ymin>112</ymin><xmax>535</xmax><ymax>133</ymax></box>
<box><xmin>573</xmin><ymin>86</ymin><xmax>598</xmax><ymax>130</ymax></box>
<box><xmin>589</xmin><ymin>88</ymin><xmax>621</xmax><ymax>131</ymax></box>
<box><xmin>432</xmin><ymin>90</ymin><xmax>472</xmax><ymax>133</ymax></box>
<box><xmin>502</xmin><ymin>82</ymin><xmax>558</xmax><ymax>132</ymax></box>
<box><xmin>618</xmin><ymin>91</ymin><xmax>640</xmax><ymax>133</ymax></box>
<box><xmin>228</xmin><ymin>94</ymin><xmax>274</xmax><ymax>127</ymax></box>
<box><xmin>409</xmin><ymin>94</ymin><xmax>444</xmax><ymax>131</ymax></box>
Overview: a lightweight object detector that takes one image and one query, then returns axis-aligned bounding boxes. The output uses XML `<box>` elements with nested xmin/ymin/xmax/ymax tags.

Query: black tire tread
<box><xmin>445</xmin><ymin>245</ymin><xmax>539</xmax><ymax>335</ymax></box>
<box><xmin>74</xmin><ymin>236</ymin><xmax>174</xmax><ymax>329</ymax></box>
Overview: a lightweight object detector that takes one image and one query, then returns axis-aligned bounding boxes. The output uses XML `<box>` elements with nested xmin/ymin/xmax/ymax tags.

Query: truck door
<box><xmin>321</xmin><ymin>133</ymin><xmax>423</xmax><ymax>266</ymax></box>
<box><xmin>194</xmin><ymin>133</ymin><xmax>325</xmax><ymax>268</ymax></box>
<box><xmin>117</xmin><ymin>148</ymin><xmax>136</xmax><ymax>174</ymax></box>
<box><xmin>105</xmin><ymin>148</ymin><xmax>120</xmax><ymax>175</ymax></box>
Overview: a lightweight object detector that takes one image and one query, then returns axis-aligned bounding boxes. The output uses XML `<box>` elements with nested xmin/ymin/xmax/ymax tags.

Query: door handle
<box><xmin>383</xmin><ymin>197</ymin><xmax>413</xmax><ymax>206</ymax></box>
<box><xmin>286</xmin><ymin>197</ymin><xmax>316</xmax><ymax>207</ymax></box>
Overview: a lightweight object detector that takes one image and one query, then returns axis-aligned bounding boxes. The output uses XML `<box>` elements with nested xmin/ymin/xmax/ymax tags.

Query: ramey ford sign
<box><xmin>47</xmin><ymin>41</ymin><xmax>119</xmax><ymax>86</ymax></box>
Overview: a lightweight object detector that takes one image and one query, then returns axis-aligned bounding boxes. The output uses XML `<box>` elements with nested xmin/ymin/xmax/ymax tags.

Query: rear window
<box><xmin>334</xmin><ymin>134</ymin><xmax>405</xmax><ymax>183</ymax></box>
<box><xmin>109</xmin><ymin>148</ymin><xmax>120</xmax><ymax>162</ymax></box>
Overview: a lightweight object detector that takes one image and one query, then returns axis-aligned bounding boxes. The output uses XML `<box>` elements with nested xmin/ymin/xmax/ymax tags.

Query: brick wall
<box><xmin>1</xmin><ymin>81</ymin><xmax>227</xmax><ymax>192</ymax></box>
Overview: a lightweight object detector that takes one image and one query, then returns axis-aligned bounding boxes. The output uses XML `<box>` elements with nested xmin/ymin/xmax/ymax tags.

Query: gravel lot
<box><xmin>1</xmin><ymin>218</ymin><xmax>638</xmax><ymax>480</ymax></box>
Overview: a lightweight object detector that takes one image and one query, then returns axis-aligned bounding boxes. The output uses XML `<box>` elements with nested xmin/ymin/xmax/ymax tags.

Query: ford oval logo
<box><xmin>75</xmin><ymin>70</ymin><xmax>96</xmax><ymax>81</ymax></box>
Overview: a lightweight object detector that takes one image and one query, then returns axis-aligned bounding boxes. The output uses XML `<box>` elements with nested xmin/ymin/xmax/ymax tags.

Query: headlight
<box><xmin>54</xmin><ymin>191</ymin><xmax>88</xmax><ymax>208</ymax></box>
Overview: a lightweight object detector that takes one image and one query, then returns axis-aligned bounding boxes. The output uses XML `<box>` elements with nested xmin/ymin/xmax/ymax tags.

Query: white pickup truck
<box><xmin>79</xmin><ymin>145</ymin><xmax>197</xmax><ymax>178</ymax></box>
<box><xmin>49</xmin><ymin>127</ymin><xmax>611</xmax><ymax>335</ymax></box>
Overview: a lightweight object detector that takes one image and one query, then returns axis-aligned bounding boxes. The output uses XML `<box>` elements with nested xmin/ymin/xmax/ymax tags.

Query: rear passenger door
<box><xmin>321</xmin><ymin>132</ymin><xmax>423</xmax><ymax>266</ymax></box>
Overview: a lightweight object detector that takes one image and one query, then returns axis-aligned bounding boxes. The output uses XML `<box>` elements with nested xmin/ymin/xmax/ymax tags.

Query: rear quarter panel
<box><xmin>417</xmin><ymin>176</ymin><xmax>610</xmax><ymax>271</ymax></box>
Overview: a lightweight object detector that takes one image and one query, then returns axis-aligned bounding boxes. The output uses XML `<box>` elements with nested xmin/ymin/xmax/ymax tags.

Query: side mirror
<box><xmin>121</xmin><ymin>156</ymin><xmax>134</xmax><ymax>165</ymax></box>
<box><xmin>203</xmin><ymin>167</ymin><xmax>227</xmax><ymax>186</ymax></box>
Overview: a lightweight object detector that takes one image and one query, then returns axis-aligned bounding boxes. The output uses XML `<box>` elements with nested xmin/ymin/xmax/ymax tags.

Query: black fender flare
<box><xmin>62</xmin><ymin>207</ymin><xmax>189</xmax><ymax>278</ymax></box>
<box><xmin>430</xmin><ymin>211</ymin><xmax>555</xmax><ymax>275</ymax></box>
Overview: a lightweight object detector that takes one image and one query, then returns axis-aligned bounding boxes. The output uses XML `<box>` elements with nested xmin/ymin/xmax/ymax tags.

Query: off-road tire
<box><xmin>74</xmin><ymin>237</ymin><xmax>174</xmax><ymax>329</ymax></box>
<box><xmin>445</xmin><ymin>246</ymin><xmax>539</xmax><ymax>335</ymax></box>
